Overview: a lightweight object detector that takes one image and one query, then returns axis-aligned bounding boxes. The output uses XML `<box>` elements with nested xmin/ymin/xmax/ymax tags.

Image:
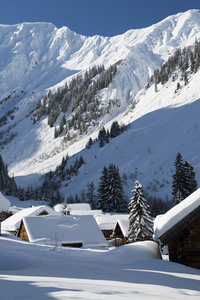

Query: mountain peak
<box><xmin>0</xmin><ymin>10</ymin><xmax>200</xmax><ymax>201</ymax></box>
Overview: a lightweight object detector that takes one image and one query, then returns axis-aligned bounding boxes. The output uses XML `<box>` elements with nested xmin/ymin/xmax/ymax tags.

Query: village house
<box><xmin>17</xmin><ymin>214</ymin><xmax>109</xmax><ymax>248</ymax></box>
<box><xmin>54</xmin><ymin>202</ymin><xmax>92</xmax><ymax>213</ymax></box>
<box><xmin>94</xmin><ymin>213</ymin><xmax>129</xmax><ymax>240</ymax></box>
<box><xmin>54</xmin><ymin>202</ymin><xmax>102</xmax><ymax>216</ymax></box>
<box><xmin>1</xmin><ymin>205</ymin><xmax>58</xmax><ymax>235</ymax></box>
<box><xmin>112</xmin><ymin>218</ymin><xmax>129</xmax><ymax>246</ymax></box>
<box><xmin>154</xmin><ymin>188</ymin><xmax>200</xmax><ymax>269</ymax></box>
<box><xmin>0</xmin><ymin>192</ymin><xmax>11</xmax><ymax>235</ymax></box>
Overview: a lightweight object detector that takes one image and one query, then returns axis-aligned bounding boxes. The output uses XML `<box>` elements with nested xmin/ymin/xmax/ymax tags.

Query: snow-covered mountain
<box><xmin>1</xmin><ymin>9</ymin><xmax>200</xmax><ymax>201</ymax></box>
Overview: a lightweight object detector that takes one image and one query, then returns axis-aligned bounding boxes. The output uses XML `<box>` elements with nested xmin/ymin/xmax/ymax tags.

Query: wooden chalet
<box><xmin>154</xmin><ymin>189</ymin><xmax>200</xmax><ymax>269</ymax></box>
<box><xmin>113</xmin><ymin>218</ymin><xmax>129</xmax><ymax>246</ymax></box>
<box><xmin>16</xmin><ymin>214</ymin><xmax>109</xmax><ymax>248</ymax></box>
<box><xmin>94</xmin><ymin>214</ymin><xmax>129</xmax><ymax>240</ymax></box>
<box><xmin>1</xmin><ymin>205</ymin><xmax>58</xmax><ymax>235</ymax></box>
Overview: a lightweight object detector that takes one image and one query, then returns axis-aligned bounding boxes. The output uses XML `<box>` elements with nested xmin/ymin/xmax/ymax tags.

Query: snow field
<box><xmin>0</xmin><ymin>234</ymin><xmax>200</xmax><ymax>299</ymax></box>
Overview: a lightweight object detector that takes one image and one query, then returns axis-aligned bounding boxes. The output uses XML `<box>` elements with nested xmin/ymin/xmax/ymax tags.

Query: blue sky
<box><xmin>0</xmin><ymin>0</ymin><xmax>199</xmax><ymax>36</ymax></box>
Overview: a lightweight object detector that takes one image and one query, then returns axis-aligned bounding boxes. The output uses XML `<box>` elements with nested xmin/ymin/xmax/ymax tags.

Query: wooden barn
<box><xmin>17</xmin><ymin>214</ymin><xmax>109</xmax><ymax>248</ymax></box>
<box><xmin>154</xmin><ymin>188</ymin><xmax>200</xmax><ymax>269</ymax></box>
<box><xmin>94</xmin><ymin>214</ymin><xmax>129</xmax><ymax>240</ymax></box>
<box><xmin>1</xmin><ymin>205</ymin><xmax>58</xmax><ymax>235</ymax></box>
<box><xmin>112</xmin><ymin>218</ymin><xmax>129</xmax><ymax>246</ymax></box>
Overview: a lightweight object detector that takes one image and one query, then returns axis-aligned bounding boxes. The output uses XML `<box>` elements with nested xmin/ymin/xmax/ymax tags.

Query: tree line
<box><xmin>86</xmin><ymin>166</ymin><xmax>154</xmax><ymax>242</ymax></box>
<box><xmin>0</xmin><ymin>150</ymin><xmax>198</xmax><ymax>216</ymax></box>
<box><xmin>86</xmin><ymin>120</ymin><xmax>129</xmax><ymax>149</ymax></box>
<box><xmin>0</xmin><ymin>154</ymin><xmax>85</xmax><ymax>206</ymax></box>
<box><xmin>146</xmin><ymin>38</ymin><xmax>200</xmax><ymax>92</ymax></box>
<box><xmin>0</xmin><ymin>154</ymin><xmax>18</xmax><ymax>196</ymax></box>
<box><xmin>34</xmin><ymin>64</ymin><xmax>117</xmax><ymax>140</ymax></box>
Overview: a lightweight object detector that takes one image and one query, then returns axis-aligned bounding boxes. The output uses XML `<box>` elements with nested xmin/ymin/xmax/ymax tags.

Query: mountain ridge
<box><xmin>0</xmin><ymin>9</ymin><xmax>200</xmax><ymax>201</ymax></box>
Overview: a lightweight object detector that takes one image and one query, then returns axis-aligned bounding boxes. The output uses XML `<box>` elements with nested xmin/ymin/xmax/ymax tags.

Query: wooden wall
<box><xmin>17</xmin><ymin>221</ymin><xmax>29</xmax><ymax>242</ymax></box>
<box><xmin>114</xmin><ymin>222</ymin><xmax>128</xmax><ymax>245</ymax></box>
<box><xmin>101</xmin><ymin>229</ymin><xmax>113</xmax><ymax>240</ymax></box>
<box><xmin>168</xmin><ymin>215</ymin><xmax>200</xmax><ymax>269</ymax></box>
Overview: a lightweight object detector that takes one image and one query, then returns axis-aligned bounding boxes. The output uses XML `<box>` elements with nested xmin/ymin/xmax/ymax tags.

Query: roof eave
<box><xmin>158</xmin><ymin>205</ymin><xmax>200</xmax><ymax>245</ymax></box>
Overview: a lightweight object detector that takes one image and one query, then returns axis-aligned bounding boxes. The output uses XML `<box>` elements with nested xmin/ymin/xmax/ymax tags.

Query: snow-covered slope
<box><xmin>0</xmin><ymin>9</ymin><xmax>200</xmax><ymax>200</ymax></box>
<box><xmin>3</xmin><ymin>236</ymin><xmax>198</xmax><ymax>300</ymax></box>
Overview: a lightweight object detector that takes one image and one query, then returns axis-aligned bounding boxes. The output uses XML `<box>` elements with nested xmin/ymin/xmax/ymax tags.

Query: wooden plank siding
<box><xmin>17</xmin><ymin>221</ymin><xmax>29</xmax><ymax>242</ymax></box>
<box><xmin>168</xmin><ymin>215</ymin><xmax>200</xmax><ymax>269</ymax></box>
<box><xmin>114</xmin><ymin>222</ymin><xmax>128</xmax><ymax>245</ymax></box>
<box><xmin>101</xmin><ymin>229</ymin><xmax>113</xmax><ymax>240</ymax></box>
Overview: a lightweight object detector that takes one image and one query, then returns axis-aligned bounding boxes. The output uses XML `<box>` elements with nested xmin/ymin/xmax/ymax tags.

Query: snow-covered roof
<box><xmin>1</xmin><ymin>205</ymin><xmax>58</xmax><ymax>231</ymax></box>
<box><xmin>9</xmin><ymin>206</ymin><xmax>23</xmax><ymax>214</ymax></box>
<box><xmin>0</xmin><ymin>192</ymin><xmax>10</xmax><ymax>213</ymax></box>
<box><xmin>154</xmin><ymin>188</ymin><xmax>200</xmax><ymax>242</ymax></box>
<box><xmin>21</xmin><ymin>214</ymin><xmax>108</xmax><ymax>248</ymax></box>
<box><xmin>116</xmin><ymin>218</ymin><xmax>129</xmax><ymax>237</ymax></box>
<box><xmin>54</xmin><ymin>203</ymin><xmax>91</xmax><ymax>213</ymax></box>
<box><xmin>95</xmin><ymin>214</ymin><xmax>129</xmax><ymax>230</ymax></box>
<box><xmin>71</xmin><ymin>209</ymin><xmax>103</xmax><ymax>216</ymax></box>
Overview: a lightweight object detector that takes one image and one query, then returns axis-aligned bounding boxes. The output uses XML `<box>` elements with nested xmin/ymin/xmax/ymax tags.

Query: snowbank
<box><xmin>108</xmin><ymin>241</ymin><xmax>162</xmax><ymax>263</ymax></box>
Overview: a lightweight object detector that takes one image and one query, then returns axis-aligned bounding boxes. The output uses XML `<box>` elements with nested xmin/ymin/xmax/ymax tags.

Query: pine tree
<box><xmin>0</xmin><ymin>154</ymin><xmax>18</xmax><ymax>196</ymax></box>
<box><xmin>75</xmin><ymin>194</ymin><xmax>80</xmax><ymax>203</ymax></box>
<box><xmin>54</xmin><ymin>126</ymin><xmax>59</xmax><ymax>138</ymax></box>
<box><xmin>172</xmin><ymin>153</ymin><xmax>197</xmax><ymax>204</ymax></box>
<box><xmin>174</xmin><ymin>190</ymin><xmax>183</xmax><ymax>204</ymax></box>
<box><xmin>110</xmin><ymin>121</ymin><xmax>120</xmax><ymax>138</ymax></box>
<box><xmin>18</xmin><ymin>187</ymin><xmax>26</xmax><ymax>201</ymax></box>
<box><xmin>150</xmin><ymin>198</ymin><xmax>164</xmax><ymax>217</ymax></box>
<box><xmin>184</xmin><ymin>161</ymin><xmax>197</xmax><ymax>196</ymax></box>
<box><xmin>61</xmin><ymin>199</ymin><xmax>68</xmax><ymax>215</ymax></box>
<box><xmin>128</xmin><ymin>180</ymin><xmax>153</xmax><ymax>242</ymax></box>
<box><xmin>172</xmin><ymin>153</ymin><xmax>185</xmax><ymax>204</ymax></box>
<box><xmin>86</xmin><ymin>181</ymin><xmax>96</xmax><ymax>209</ymax></box>
<box><xmin>106</xmin><ymin>164</ymin><xmax>127</xmax><ymax>213</ymax></box>
<box><xmin>86</xmin><ymin>137</ymin><xmax>93</xmax><ymax>149</ymax></box>
<box><xmin>98</xmin><ymin>127</ymin><xmax>106</xmax><ymax>147</ymax></box>
<box><xmin>97</xmin><ymin>164</ymin><xmax>127</xmax><ymax>213</ymax></box>
<box><xmin>97</xmin><ymin>166</ymin><xmax>109</xmax><ymax>211</ymax></box>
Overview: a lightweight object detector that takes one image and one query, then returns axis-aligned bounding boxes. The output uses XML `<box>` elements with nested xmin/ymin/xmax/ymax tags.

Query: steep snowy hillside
<box><xmin>42</xmin><ymin>64</ymin><xmax>200</xmax><ymax>202</ymax></box>
<box><xmin>0</xmin><ymin>9</ymin><xmax>200</xmax><ymax>201</ymax></box>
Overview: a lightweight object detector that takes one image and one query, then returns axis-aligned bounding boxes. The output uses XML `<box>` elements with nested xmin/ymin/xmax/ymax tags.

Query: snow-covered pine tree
<box><xmin>61</xmin><ymin>199</ymin><xmax>69</xmax><ymax>215</ymax></box>
<box><xmin>174</xmin><ymin>189</ymin><xmax>183</xmax><ymax>204</ymax></box>
<box><xmin>128</xmin><ymin>180</ymin><xmax>153</xmax><ymax>242</ymax></box>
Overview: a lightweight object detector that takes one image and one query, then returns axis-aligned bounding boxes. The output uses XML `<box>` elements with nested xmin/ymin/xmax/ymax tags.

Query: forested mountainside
<box><xmin>0</xmin><ymin>9</ymin><xmax>200</xmax><ymax>206</ymax></box>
